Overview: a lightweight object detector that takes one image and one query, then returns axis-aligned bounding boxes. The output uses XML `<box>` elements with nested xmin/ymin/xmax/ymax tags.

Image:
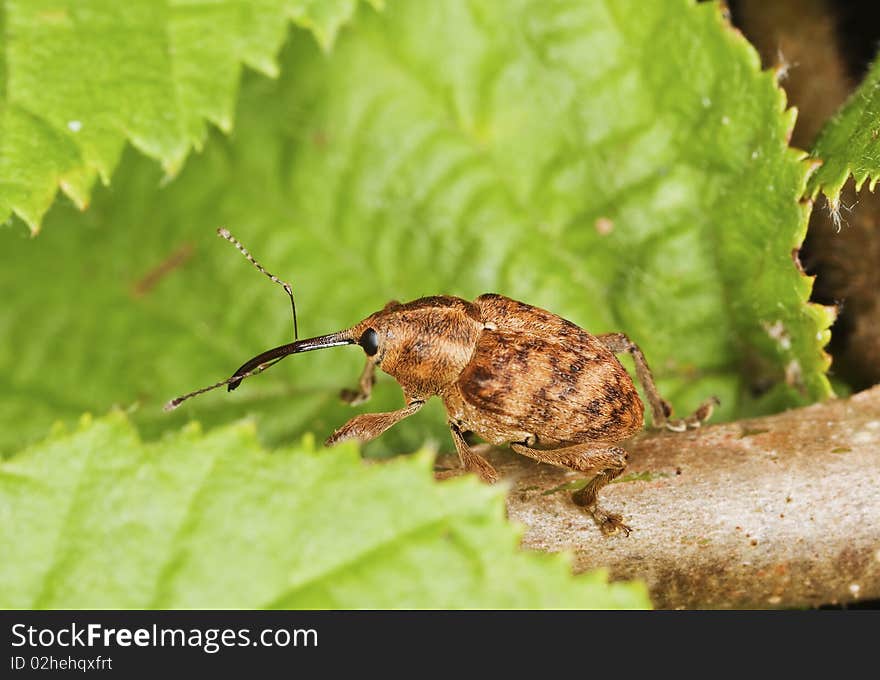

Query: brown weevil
<box><xmin>168</xmin><ymin>230</ymin><xmax>719</xmax><ymax>535</ymax></box>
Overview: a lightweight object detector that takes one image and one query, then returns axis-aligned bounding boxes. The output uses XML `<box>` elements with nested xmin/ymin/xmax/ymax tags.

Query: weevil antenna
<box><xmin>163</xmin><ymin>357</ymin><xmax>285</xmax><ymax>411</ymax></box>
<box><xmin>163</xmin><ymin>331</ymin><xmax>356</xmax><ymax>411</ymax></box>
<box><xmin>217</xmin><ymin>228</ymin><xmax>299</xmax><ymax>339</ymax></box>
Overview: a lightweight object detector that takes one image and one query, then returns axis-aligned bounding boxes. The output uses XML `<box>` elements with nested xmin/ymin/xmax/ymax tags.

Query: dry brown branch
<box><xmin>440</xmin><ymin>386</ymin><xmax>880</xmax><ymax>609</ymax></box>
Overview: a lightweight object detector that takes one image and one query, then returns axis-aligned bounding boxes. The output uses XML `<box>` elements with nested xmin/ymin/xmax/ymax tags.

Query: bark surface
<box><xmin>440</xmin><ymin>386</ymin><xmax>880</xmax><ymax>608</ymax></box>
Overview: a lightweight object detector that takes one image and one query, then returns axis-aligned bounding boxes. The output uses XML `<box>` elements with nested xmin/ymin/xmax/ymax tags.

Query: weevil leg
<box><xmin>339</xmin><ymin>299</ymin><xmax>399</xmax><ymax>405</ymax></box>
<box><xmin>340</xmin><ymin>358</ymin><xmax>377</xmax><ymax>406</ymax></box>
<box><xmin>326</xmin><ymin>400</ymin><xmax>424</xmax><ymax>446</ymax></box>
<box><xmin>449</xmin><ymin>424</ymin><xmax>499</xmax><ymax>484</ymax></box>
<box><xmin>511</xmin><ymin>442</ymin><xmax>630</xmax><ymax>536</ymax></box>
<box><xmin>596</xmin><ymin>332</ymin><xmax>719</xmax><ymax>431</ymax></box>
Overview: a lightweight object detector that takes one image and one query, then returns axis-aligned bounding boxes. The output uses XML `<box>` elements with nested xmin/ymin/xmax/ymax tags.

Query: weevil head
<box><xmin>165</xmin><ymin>296</ymin><xmax>486</xmax><ymax>410</ymax></box>
<box><xmin>350</xmin><ymin>296</ymin><xmax>484</xmax><ymax>396</ymax></box>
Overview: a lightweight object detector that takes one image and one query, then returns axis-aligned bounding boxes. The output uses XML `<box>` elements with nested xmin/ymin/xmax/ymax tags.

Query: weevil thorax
<box><xmin>349</xmin><ymin>296</ymin><xmax>484</xmax><ymax>397</ymax></box>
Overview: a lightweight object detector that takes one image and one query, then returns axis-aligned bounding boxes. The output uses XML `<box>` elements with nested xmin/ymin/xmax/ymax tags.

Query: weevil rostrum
<box><xmin>168</xmin><ymin>230</ymin><xmax>719</xmax><ymax>535</ymax></box>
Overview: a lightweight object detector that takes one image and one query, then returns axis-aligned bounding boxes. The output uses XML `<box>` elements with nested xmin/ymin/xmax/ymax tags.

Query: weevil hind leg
<box><xmin>596</xmin><ymin>332</ymin><xmax>719</xmax><ymax>431</ymax></box>
<box><xmin>340</xmin><ymin>358</ymin><xmax>377</xmax><ymax>406</ymax></box>
<box><xmin>511</xmin><ymin>442</ymin><xmax>631</xmax><ymax>536</ymax></box>
<box><xmin>449</xmin><ymin>423</ymin><xmax>499</xmax><ymax>484</ymax></box>
<box><xmin>661</xmin><ymin>396</ymin><xmax>721</xmax><ymax>432</ymax></box>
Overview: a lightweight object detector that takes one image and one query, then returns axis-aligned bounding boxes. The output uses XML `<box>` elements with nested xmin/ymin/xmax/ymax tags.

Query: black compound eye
<box><xmin>359</xmin><ymin>328</ymin><xmax>379</xmax><ymax>356</ymax></box>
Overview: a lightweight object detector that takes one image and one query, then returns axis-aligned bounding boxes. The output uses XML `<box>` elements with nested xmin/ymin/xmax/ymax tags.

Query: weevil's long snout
<box><xmin>227</xmin><ymin>331</ymin><xmax>356</xmax><ymax>391</ymax></box>
<box><xmin>164</xmin><ymin>330</ymin><xmax>356</xmax><ymax>411</ymax></box>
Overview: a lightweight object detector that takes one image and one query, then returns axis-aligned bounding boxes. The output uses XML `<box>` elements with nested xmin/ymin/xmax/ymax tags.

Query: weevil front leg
<box><xmin>340</xmin><ymin>358</ymin><xmax>377</xmax><ymax>406</ymax></box>
<box><xmin>596</xmin><ymin>332</ymin><xmax>719</xmax><ymax>431</ymax></box>
<box><xmin>326</xmin><ymin>400</ymin><xmax>424</xmax><ymax>446</ymax></box>
<box><xmin>448</xmin><ymin>424</ymin><xmax>499</xmax><ymax>484</ymax></box>
<box><xmin>339</xmin><ymin>299</ymin><xmax>401</xmax><ymax>406</ymax></box>
<box><xmin>511</xmin><ymin>441</ymin><xmax>630</xmax><ymax>536</ymax></box>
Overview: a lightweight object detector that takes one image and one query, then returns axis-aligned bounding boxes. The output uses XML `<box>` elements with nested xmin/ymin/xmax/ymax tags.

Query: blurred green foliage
<box><xmin>0</xmin><ymin>0</ymin><xmax>840</xmax><ymax>608</ymax></box>
<box><xmin>0</xmin><ymin>412</ymin><xmax>649</xmax><ymax>608</ymax></box>
<box><xmin>1</xmin><ymin>0</ymin><xmax>832</xmax><ymax>458</ymax></box>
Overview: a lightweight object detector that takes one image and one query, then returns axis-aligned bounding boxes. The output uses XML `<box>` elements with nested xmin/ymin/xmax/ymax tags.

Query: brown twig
<box><xmin>440</xmin><ymin>385</ymin><xmax>880</xmax><ymax>608</ymax></box>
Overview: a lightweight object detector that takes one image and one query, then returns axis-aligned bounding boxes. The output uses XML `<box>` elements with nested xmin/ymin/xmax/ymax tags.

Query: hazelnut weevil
<box><xmin>167</xmin><ymin>229</ymin><xmax>719</xmax><ymax>535</ymax></box>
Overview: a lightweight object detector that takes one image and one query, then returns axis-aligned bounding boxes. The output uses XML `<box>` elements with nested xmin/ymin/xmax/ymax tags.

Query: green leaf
<box><xmin>0</xmin><ymin>412</ymin><xmax>648</xmax><ymax>609</ymax></box>
<box><xmin>0</xmin><ymin>0</ymin><xmax>375</xmax><ymax>234</ymax></box>
<box><xmin>807</xmin><ymin>57</ymin><xmax>880</xmax><ymax>210</ymax></box>
<box><xmin>0</xmin><ymin>0</ymin><xmax>832</xmax><ymax>458</ymax></box>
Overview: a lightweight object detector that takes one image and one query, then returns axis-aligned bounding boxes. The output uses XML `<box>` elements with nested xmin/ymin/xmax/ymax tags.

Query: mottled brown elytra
<box><xmin>167</xmin><ymin>230</ymin><xmax>718</xmax><ymax>535</ymax></box>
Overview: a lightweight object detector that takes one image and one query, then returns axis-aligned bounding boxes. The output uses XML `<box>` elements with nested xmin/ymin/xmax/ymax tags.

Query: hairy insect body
<box><xmin>359</xmin><ymin>297</ymin><xmax>483</xmax><ymax>399</ymax></box>
<box><xmin>449</xmin><ymin>294</ymin><xmax>644</xmax><ymax>448</ymax></box>
<box><xmin>169</xmin><ymin>233</ymin><xmax>717</xmax><ymax>536</ymax></box>
<box><xmin>327</xmin><ymin>293</ymin><xmax>710</xmax><ymax>535</ymax></box>
<box><xmin>350</xmin><ymin>294</ymin><xmax>643</xmax><ymax>447</ymax></box>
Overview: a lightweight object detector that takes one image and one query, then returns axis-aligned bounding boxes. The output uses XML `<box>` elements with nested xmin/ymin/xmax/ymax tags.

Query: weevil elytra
<box><xmin>168</xmin><ymin>230</ymin><xmax>718</xmax><ymax>535</ymax></box>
